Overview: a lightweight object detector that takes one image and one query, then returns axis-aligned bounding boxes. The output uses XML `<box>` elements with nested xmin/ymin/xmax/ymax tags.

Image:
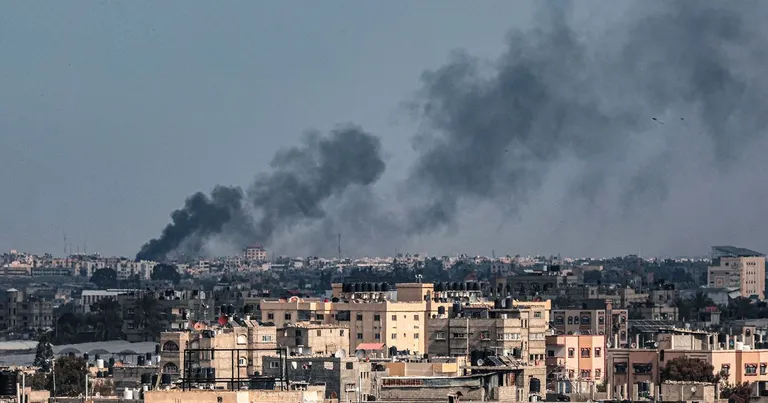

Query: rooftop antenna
<box><xmin>63</xmin><ymin>233</ymin><xmax>67</xmax><ymax>257</ymax></box>
<box><xmin>338</xmin><ymin>233</ymin><xmax>341</xmax><ymax>261</ymax></box>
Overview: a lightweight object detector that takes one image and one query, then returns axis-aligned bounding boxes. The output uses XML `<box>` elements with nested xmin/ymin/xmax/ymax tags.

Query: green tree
<box><xmin>78</xmin><ymin>267</ymin><xmax>88</xmax><ymax>277</ymax></box>
<box><xmin>661</xmin><ymin>356</ymin><xmax>719</xmax><ymax>383</ymax></box>
<box><xmin>151</xmin><ymin>263</ymin><xmax>181</xmax><ymax>284</ymax></box>
<box><xmin>52</xmin><ymin>355</ymin><xmax>88</xmax><ymax>396</ymax></box>
<box><xmin>133</xmin><ymin>294</ymin><xmax>166</xmax><ymax>341</ymax></box>
<box><xmin>33</xmin><ymin>333</ymin><xmax>54</xmax><ymax>371</ymax></box>
<box><xmin>90</xmin><ymin>268</ymin><xmax>118</xmax><ymax>288</ymax></box>
<box><xmin>721</xmin><ymin>382</ymin><xmax>753</xmax><ymax>403</ymax></box>
<box><xmin>88</xmin><ymin>298</ymin><xmax>124</xmax><ymax>341</ymax></box>
<box><xmin>54</xmin><ymin>312</ymin><xmax>85</xmax><ymax>344</ymax></box>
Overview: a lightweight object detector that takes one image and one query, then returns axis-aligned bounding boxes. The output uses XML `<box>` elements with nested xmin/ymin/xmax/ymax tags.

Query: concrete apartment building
<box><xmin>120</xmin><ymin>289</ymin><xmax>215</xmax><ymax>341</ymax></box>
<box><xmin>551</xmin><ymin>303</ymin><xmax>629</xmax><ymax>347</ymax></box>
<box><xmin>0</xmin><ymin>288</ymin><xmax>54</xmax><ymax>333</ymax></box>
<box><xmin>258</xmin><ymin>283</ymin><xmax>454</xmax><ymax>356</ymax></box>
<box><xmin>262</xmin><ymin>355</ymin><xmax>369</xmax><ymax>401</ymax></box>
<box><xmin>244</xmin><ymin>245</ymin><xmax>267</xmax><ymax>261</ymax></box>
<box><xmin>158</xmin><ymin>321</ymin><xmax>278</xmax><ymax>385</ymax></box>
<box><xmin>78</xmin><ymin>289</ymin><xmax>129</xmax><ymax>313</ymax></box>
<box><xmin>546</xmin><ymin>334</ymin><xmax>606</xmax><ymax>395</ymax></box>
<box><xmin>607</xmin><ymin>328</ymin><xmax>768</xmax><ymax>400</ymax></box>
<box><xmin>426</xmin><ymin>303</ymin><xmax>549</xmax><ymax>364</ymax></box>
<box><xmin>278</xmin><ymin>323</ymin><xmax>350</xmax><ymax>356</ymax></box>
<box><xmin>707</xmin><ymin>245</ymin><xmax>766</xmax><ymax>299</ymax></box>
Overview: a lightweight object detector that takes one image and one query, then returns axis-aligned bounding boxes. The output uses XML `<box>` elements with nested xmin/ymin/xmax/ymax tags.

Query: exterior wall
<box><xmin>546</xmin><ymin>335</ymin><xmax>606</xmax><ymax>392</ymax></box>
<box><xmin>262</xmin><ymin>356</ymin><xmax>366</xmax><ymax>400</ymax></box>
<box><xmin>551</xmin><ymin>308</ymin><xmax>629</xmax><ymax>347</ymax></box>
<box><xmin>427</xmin><ymin>315</ymin><xmax>548</xmax><ymax>363</ymax></box>
<box><xmin>708</xmin><ymin>255</ymin><xmax>766</xmax><ymax>299</ymax></box>
<box><xmin>606</xmin><ymin>349</ymin><xmax>659</xmax><ymax>401</ymax></box>
<box><xmin>159</xmin><ymin>331</ymin><xmax>189</xmax><ymax>381</ymax></box>
<box><xmin>278</xmin><ymin>323</ymin><xmax>349</xmax><ymax>356</ymax></box>
<box><xmin>144</xmin><ymin>389</ymin><xmax>313</xmax><ymax>403</ymax></box>
<box><xmin>377</xmin><ymin>377</ymin><xmax>485</xmax><ymax>401</ymax></box>
<box><xmin>259</xmin><ymin>292</ymin><xmax>449</xmax><ymax>354</ymax></box>
<box><xmin>660</xmin><ymin>382</ymin><xmax>718</xmax><ymax>402</ymax></box>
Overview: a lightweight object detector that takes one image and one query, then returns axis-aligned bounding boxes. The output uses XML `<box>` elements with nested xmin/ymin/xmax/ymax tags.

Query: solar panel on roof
<box><xmin>487</xmin><ymin>356</ymin><xmax>504</xmax><ymax>366</ymax></box>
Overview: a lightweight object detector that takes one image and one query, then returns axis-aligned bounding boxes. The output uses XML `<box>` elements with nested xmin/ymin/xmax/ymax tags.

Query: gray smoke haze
<box><xmin>403</xmin><ymin>0</ymin><xmax>768</xmax><ymax>236</ymax></box>
<box><xmin>136</xmin><ymin>125</ymin><xmax>385</xmax><ymax>261</ymax></box>
<box><xmin>141</xmin><ymin>0</ymin><xmax>768</xmax><ymax>259</ymax></box>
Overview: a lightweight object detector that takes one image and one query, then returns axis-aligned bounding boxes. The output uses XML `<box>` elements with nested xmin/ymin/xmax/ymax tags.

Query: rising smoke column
<box><xmin>403</xmin><ymin>0</ymin><xmax>768</xmax><ymax>233</ymax></box>
<box><xmin>136</xmin><ymin>125</ymin><xmax>385</xmax><ymax>261</ymax></box>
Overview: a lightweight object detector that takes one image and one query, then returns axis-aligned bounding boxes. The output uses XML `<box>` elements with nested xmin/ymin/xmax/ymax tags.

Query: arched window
<box><xmin>238</xmin><ymin>357</ymin><xmax>247</xmax><ymax>367</ymax></box>
<box><xmin>163</xmin><ymin>362</ymin><xmax>178</xmax><ymax>373</ymax></box>
<box><xmin>237</xmin><ymin>334</ymin><xmax>247</xmax><ymax>345</ymax></box>
<box><xmin>163</xmin><ymin>341</ymin><xmax>179</xmax><ymax>352</ymax></box>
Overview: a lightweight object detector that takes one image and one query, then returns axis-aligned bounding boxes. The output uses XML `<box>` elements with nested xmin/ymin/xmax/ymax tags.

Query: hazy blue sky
<box><xmin>3</xmin><ymin>1</ymin><xmax>767</xmax><ymax>259</ymax></box>
<box><xmin>0</xmin><ymin>1</ymin><xmax>534</xmax><ymax>256</ymax></box>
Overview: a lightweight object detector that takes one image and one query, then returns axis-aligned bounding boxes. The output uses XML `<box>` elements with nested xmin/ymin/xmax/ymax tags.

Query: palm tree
<box><xmin>133</xmin><ymin>294</ymin><xmax>166</xmax><ymax>341</ymax></box>
<box><xmin>689</xmin><ymin>292</ymin><xmax>715</xmax><ymax>312</ymax></box>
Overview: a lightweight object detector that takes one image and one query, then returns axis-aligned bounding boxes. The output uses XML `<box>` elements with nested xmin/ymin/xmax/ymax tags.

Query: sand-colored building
<box><xmin>278</xmin><ymin>322</ymin><xmax>349</xmax><ymax>356</ymax></box>
<box><xmin>258</xmin><ymin>283</ymin><xmax>455</xmax><ymax>355</ymax></box>
<box><xmin>708</xmin><ymin>245</ymin><xmax>766</xmax><ymax>299</ymax></box>
<box><xmin>158</xmin><ymin>320</ymin><xmax>278</xmax><ymax>385</ymax></box>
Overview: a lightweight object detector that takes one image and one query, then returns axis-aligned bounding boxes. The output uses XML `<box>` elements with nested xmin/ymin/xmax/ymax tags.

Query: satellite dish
<box><xmin>690</xmin><ymin>386</ymin><xmax>697</xmax><ymax>393</ymax></box>
<box><xmin>336</xmin><ymin>349</ymin><xmax>348</xmax><ymax>359</ymax></box>
<box><xmin>355</xmin><ymin>350</ymin><xmax>366</xmax><ymax>360</ymax></box>
<box><xmin>476</xmin><ymin>359</ymin><xmax>484</xmax><ymax>366</ymax></box>
<box><xmin>606</xmin><ymin>341</ymin><xmax>612</xmax><ymax>348</ymax></box>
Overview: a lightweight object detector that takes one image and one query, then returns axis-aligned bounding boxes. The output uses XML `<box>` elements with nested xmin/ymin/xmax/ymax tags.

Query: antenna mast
<box><xmin>338</xmin><ymin>233</ymin><xmax>341</xmax><ymax>261</ymax></box>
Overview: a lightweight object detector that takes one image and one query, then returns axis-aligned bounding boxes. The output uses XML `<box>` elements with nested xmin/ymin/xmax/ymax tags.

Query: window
<box><xmin>356</xmin><ymin>313</ymin><xmax>363</xmax><ymax>321</ymax></box>
<box><xmin>373</xmin><ymin>314</ymin><xmax>380</xmax><ymax>321</ymax></box>
<box><xmin>568</xmin><ymin>348</ymin><xmax>575</xmax><ymax>358</ymax></box>
<box><xmin>413</xmin><ymin>315</ymin><xmax>419</xmax><ymax>320</ymax></box>
<box><xmin>573</xmin><ymin>316</ymin><xmax>580</xmax><ymax>324</ymax></box>
<box><xmin>238</xmin><ymin>357</ymin><xmax>247</xmax><ymax>367</ymax></box>
<box><xmin>284</xmin><ymin>313</ymin><xmax>291</xmax><ymax>320</ymax></box>
<box><xmin>340</xmin><ymin>330</ymin><xmax>345</xmax><ymax>336</ymax></box>
<box><xmin>391</xmin><ymin>315</ymin><xmax>397</xmax><ymax>321</ymax></box>
<box><xmin>534</xmin><ymin>311</ymin><xmax>542</xmax><ymax>318</ymax></box>
<box><xmin>580</xmin><ymin>370</ymin><xmax>591</xmax><ymax>379</ymax></box>
<box><xmin>163</xmin><ymin>363</ymin><xmax>178</xmax><ymax>373</ymax></box>
<box><xmin>721</xmin><ymin>364</ymin><xmax>731</xmax><ymax>376</ymax></box>
<box><xmin>357</xmin><ymin>333</ymin><xmax>363</xmax><ymax>340</ymax></box>
<box><xmin>262</xmin><ymin>335</ymin><xmax>273</xmax><ymax>342</ymax></box>
<box><xmin>581</xmin><ymin>315</ymin><xmax>590</xmax><ymax>324</ymax></box>
<box><xmin>163</xmin><ymin>341</ymin><xmax>179</xmax><ymax>352</ymax></box>
<box><xmin>316</xmin><ymin>314</ymin><xmax>324</xmax><ymax>320</ymax></box>
<box><xmin>555</xmin><ymin>316</ymin><xmax>564</xmax><ymax>325</ymax></box>
<box><xmin>317</xmin><ymin>330</ymin><xmax>322</xmax><ymax>336</ymax></box>
<box><xmin>237</xmin><ymin>334</ymin><xmax>247</xmax><ymax>345</ymax></box>
<box><xmin>267</xmin><ymin>313</ymin><xmax>274</xmax><ymax>320</ymax></box>
<box><xmin>746</xmin><ymin>364</ymin><xmax>758</xmax><ymax>376</ymax></box>
<box><xmin>595</xmin><ymin>369</ymin><xmax>602</xmax><ymax>378</ymax></box>
<box><xmin>414</xmin><ymin>333</ymin><xmax>419</xmax><ymax>339</ymax></box>
<box><xmin>346</xmin><ymin>362</ymin><xmax>354</xmax><ymax>370</ymax></box>
<box><xmin>391</xmin><ymin>333</ymin><xmax>397</xmax><ymax>340</ymax></box>
<box><xmin>594</xmin><ymin>347</ymin><xmax>601</xmax><ymax>358</ymax></box>
<box><xmin>567</xmin><ymin>316</ymin><xmax>573</xmax><ymax>324</ymax></box>
<box><xmin>375</xmin><ymin>333</ymin><xmax>381</xmax><ymax>340</ymax></box>
<box><xmin>761</xmin><ymin>363</ymin><xmax>767</xmax><ymax>375</ymax></box>
<box><xmin>581</xmin><ymin>348</ymin><xmax>590</xmax><ymax>358</ymax></box>
<box><xmin>547</xmin><ymin>350</ymin><xmax>555</xmax><ymax>357</ymax></box>
<box><xmin>480</xmin><ymin>331</ymin><xmax>490</xmax><ymax>340</ymax></box>
<box><xmin>453</xmin><ymin>333</ymin><xmax>467</xmax><ymax>339</ymax></box>
<box><xmin>270</xmin><ymin>361</ymin><xmax>280</xmax><ymax>369</ymax></box>
<box><xmin>598</xmin><ymin>316</ymin><xmax>605</xmax><ymax>325</ymax></box>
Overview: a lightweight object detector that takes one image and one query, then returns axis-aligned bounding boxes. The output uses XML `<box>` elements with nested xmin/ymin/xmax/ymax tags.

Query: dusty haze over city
<box><xmin>2</xmin><ymin>0</ymin><xmax>768</xmax><ymax>259</ymax></box>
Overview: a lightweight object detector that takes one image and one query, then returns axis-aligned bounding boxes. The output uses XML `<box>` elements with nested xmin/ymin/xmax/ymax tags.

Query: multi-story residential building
<box><xmin>278</xmin><ymin>323</ymin><xmax>350</xmax><ymax>356</ymax></box>
<box><xmin>708</xmin><ymin>245</ymin><xmax>766</xmax><ymax>299</ymax></box>
<box><xmin>546</xmin><ymin>334</ymin><xmax>606</xmax><ymax>395</ymax></box>
<box><xmin>158</xmin><ymin>322</ymin><xmax>278</xmax><ymax>384</ymax></box>
<box><xmin>607</xmin><ymin>328</ymin><xmax>768</xmax><ymax>400</ymax></box>
<box><xmin>78</xmin><ymin>289</ymin><xmax>129</xmax><ymax>313</ymax></box>
<box><xmin>30</xmin><ymin>267</ymin><xmax>73</xmax><ymax>277</ymax></box>
<box><xmin>119</xmin><ymin>289</ymin><xmax>215</xmax><ymax>341</ymax></box>
<box><xmin>551</xmin><ymin>303</ymin><xmax>629</xmax><ymax>347</ymax></box>
<box><xmin>492</xmin><ymin>273</ymin><xmax>568</xmax><ymax>298</ymax></box>
<box><xmin>262</xmin><ymin>355</ymin><xmax>369</xmax><ymax>401</ymax></box>
<box><xmin>426</xmin><ymin>303</ymin><xmax>549</xmax><ymax>364</ymax></box>
<box><xmin>244</xmin><ymin>245</ymin><xmax>267</xmax><ymax>261</ymax></box>
<box><xmin>0</xmin><ymin>288</ymin><xmax>54</xmax><ymax>333</ymax></box>
<box><xmin>258</xmin><ymin>283</ymin><xmax>453</xmax><ymax>356</ymax></box>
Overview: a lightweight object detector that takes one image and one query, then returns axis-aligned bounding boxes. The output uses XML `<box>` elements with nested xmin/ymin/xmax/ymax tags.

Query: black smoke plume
<box><xmin>136</xmin><ymin>125</ymin><xmax>385</xmax><ymax>261</ymax></box>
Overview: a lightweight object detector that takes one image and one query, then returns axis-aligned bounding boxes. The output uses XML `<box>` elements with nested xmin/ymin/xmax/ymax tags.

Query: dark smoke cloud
<box><xmin>140</xmin><ymin>0</ymin><xmax>768</xmax><ymax>259</ymax></box>
<box><xmin>403</xmin><ymin>0</ymin><xmax>768</xmax><ymax>234</ymax></box>
<box><xmin>136</xmin><ymin>125</ymin><xmax>385</xmax><ymax>261</ymax></box>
